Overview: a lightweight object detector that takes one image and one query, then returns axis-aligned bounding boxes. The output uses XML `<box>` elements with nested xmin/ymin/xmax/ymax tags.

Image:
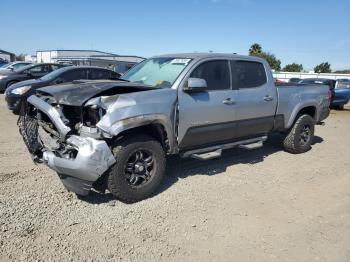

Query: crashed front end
<box><xmin>18</xmin><ymin>94</ymin><xmax>116</xmax><ymax>196</ymax></box>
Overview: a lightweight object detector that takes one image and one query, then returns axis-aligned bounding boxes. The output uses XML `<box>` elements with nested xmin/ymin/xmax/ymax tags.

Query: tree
<box><xmin>15</xmin><ymin>54</ymin><xmax>26</xmax><ymax>61</ymax></box>
<box><xmin>249</xmin><ymin>43</ymin><xmax>262</xmax><ymax>56</ymax></box>
<box><xmin>283</xmin><ymin>63</ymin><xmax>303</xmax><ymax>72</ymax></box>
<box><xmin>314</xmin><ymin>62</ymin><xmax>331</xmax><ymax>73</ymax></box>
<box><xmin>259</xmin><ymin>52</ymin><xmax>281</xmax><ymax>71</ymax></box>
<box><xmin>248</xmin><ymin>43</ymin><xmax>281</xmax><ymax>71</ymax></box>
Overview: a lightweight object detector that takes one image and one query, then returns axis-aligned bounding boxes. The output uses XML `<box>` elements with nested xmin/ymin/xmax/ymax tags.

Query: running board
<box><xmin>239</xmin><ymin>141</ymin><xmax>263</xmax><ymax>150</ymax></box>
<box><xmin>181</xmin><ymin>136</ymin><xmax>268</xmax><ymax>160</ymax></box>
<box><xmin>191</xmin><ymin>149</ymin><xmax>222</xmax><ymax>160</ymax></box>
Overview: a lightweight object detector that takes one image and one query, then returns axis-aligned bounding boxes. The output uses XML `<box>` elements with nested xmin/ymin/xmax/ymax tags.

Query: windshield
<box><xmin>122</xmin><ymin>57</ymin><xmax>192</xmax><ymax>88</ymax></box>
<box><xmin>40</xmin><ymin>66</ymin><xmax>72</xmax><ymax>81</ymax></box>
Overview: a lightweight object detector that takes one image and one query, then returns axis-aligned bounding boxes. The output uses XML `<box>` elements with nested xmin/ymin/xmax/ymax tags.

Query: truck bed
<box><xmin>276</xmin><ymin>83</ymin><xmax>330</xmax><ymax>128</ymax></box>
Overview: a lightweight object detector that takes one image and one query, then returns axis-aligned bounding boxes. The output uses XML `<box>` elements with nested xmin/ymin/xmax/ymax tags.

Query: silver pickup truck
<box><xmin>19</xmin><ymin>53</ymin><xmax>331</xmax><ymax>203</ymax></box>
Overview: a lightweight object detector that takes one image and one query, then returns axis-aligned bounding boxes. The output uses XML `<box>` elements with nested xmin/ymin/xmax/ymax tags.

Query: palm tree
<box><xmin>249</xmin><ymin>43</ymin><xmax>262</xmax><ymax>56</ymax></box>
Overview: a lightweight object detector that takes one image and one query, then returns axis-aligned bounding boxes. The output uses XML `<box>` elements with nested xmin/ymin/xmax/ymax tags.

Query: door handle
<box><xmin>263</xmin><ymin>95</ymin><xmax>274</xmax><ymax>101</ymax></box>
<box><xmin>222</xmin><ymin>98</ymin><xmax>235</xmax><ymax>105</ymax></box>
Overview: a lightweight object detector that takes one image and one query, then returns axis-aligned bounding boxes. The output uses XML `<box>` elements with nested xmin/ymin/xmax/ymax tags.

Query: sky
<box><xmin>2</xmin><ymin>0</ymin><xmax>350</xmax><ymax>70</ymax></box>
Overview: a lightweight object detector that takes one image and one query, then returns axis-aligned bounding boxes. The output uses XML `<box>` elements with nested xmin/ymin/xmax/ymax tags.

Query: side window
<box><xmin>111</xmin><ymin>71</ymin><xmax>121</xmax><ymax>79</ymax></box>
<box><xmin>51</xmin><ymin>64</ymin><xmax>62</xmax><ymax>71</ymax></box>
<box><xmin>29</xmin><ymin>65</ymin><xmax>50</xmax><ymax>73</ymax></box>
<box><xmin>231</xmin><ymin>61</ymin><xmax>267</xmax><ymax>89</ymax></box>
<box><xmin>60</xmin><ymin>69</ymin><xmax>87</xmax><ymax>82</ymax></box>
<box><xmin>190</xmin><ymin>60</ymin><xmax>230</xmax><ymax>90</ymax></box>
<box><xmin>89</xmin><ymin>69</ymin><xmax>111</xmax><ymax>80</ymax></box>
<box><xmin>13</xmin><ymin>63</ymin><xmax>28</xmax><ymax>69</ymax></box>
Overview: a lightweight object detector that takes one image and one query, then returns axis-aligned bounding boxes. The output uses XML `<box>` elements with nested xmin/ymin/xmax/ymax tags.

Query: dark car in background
<box><xmin>333</xmin><ymin>79</ymin><xmax>350</xmax><ymax>109</ymax></box>
<box><xmin>299</xmin><ymin>78</ymin><xmax>336</xmax><ymax>89</ymax></box>
<box><xmin>288</xmin><ymin>77</ymin><xmax>302</xmax><ymax>83</ymax></box>
<box><xmin>0</xmin><ymin>58</ymin><xmax>9</xmax><ymax>67</ymax></box>
<box><xmin>0</xmin><ymin>63</ymin><xmax>67</xmax><ymax>92</ymax></box>
<box><xmin>5</xmin><ymin>66</ymin><xmax>121</xmax><ymax>113</ymax></box>
<box><xmin>0</xmin><ymin>61</ymin><xmax>32</xmax><ymax>71</ymax></box>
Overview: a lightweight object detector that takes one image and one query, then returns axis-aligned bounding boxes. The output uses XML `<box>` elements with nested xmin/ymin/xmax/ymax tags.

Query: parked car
<box><xmin>5</xmin><ymin>66</ymin><xmax>121</xmax><ymax>114</ymax></box>
<box><xmin>0</xmin><ymin>63</ymin><xmax>67</xmax><ymax>92</ymax></box>
<box><xmin>274</xmin><ymin>78</ymin><xmax>285</xmax><ymax>84</ymax></box>
<box><xmin>0</xmin><ymin>58</ymin><xmax>9</xmax><ymax>67</ymax></box>
<box><xmin>288</xmin><ymin>77</ymin><xmax>302</xmax><ymax>83</ymax></box>
<box><xmin>333</xmin><ymin>79</ymin><xmax>350</xmax><ymax>109</ymax></box>
<box><xmin>19</xmin><ymin>53</ymin><xmax>330</xmax><ymax>203</ymax></box>
<box><xmin>299</xmin><ymin>78</ymin><xmax>335</xmax><ymax>89</ymax></box>
<box><xmin>0</xmin><ymin>61</ymin><xmax>32</xmax><ymax>71</ymax></box>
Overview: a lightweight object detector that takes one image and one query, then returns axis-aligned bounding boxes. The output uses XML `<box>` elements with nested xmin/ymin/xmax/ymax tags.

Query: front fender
<box><xmin>94</xmin><ymin>88</ymin><xmax>178</xmax><ymax>152</ymax></box>
<box><xmin>99</xmin><ymin>113</ymin><xmax>176</xmax><ymax>152</ymax></box>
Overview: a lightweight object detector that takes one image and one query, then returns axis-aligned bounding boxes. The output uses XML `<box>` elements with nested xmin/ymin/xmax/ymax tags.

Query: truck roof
<box><xmin>153</xmin><ymin>53</ymin><xmax>267</xmax><ymax>63</ymax></box>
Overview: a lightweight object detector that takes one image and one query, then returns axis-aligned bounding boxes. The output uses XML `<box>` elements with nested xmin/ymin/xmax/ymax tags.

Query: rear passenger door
<box><xmin>231</xmin><ymin>60</ymin><xmax>277</xmax><ymax>137</ymax></box>
<box><xmin>178</xmin><ymin>59</ymin><xmax>238</xmax><ymax>149</ymax></box>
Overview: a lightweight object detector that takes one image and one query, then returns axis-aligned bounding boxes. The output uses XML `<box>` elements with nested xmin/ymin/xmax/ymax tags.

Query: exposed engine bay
<box><xmin>18</xmin><ymin>80</ymin><xmax>158</xmax><ymax>162</ymax></box>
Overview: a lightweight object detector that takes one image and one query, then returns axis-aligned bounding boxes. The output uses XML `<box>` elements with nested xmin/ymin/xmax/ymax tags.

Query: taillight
<box><xmin>328</xmin><ymin>90</ymin><xmax>333</xmax><ymax>103</ymax></box>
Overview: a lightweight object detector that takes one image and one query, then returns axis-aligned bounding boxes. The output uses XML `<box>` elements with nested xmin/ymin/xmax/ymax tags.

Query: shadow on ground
<box><xmin>158</xmin><ymin>134</ymin><xmax>323</xmax><ymax>194</ymax></box>
<box><xmin>80</xmin><ymin>134</ymin><xmax>324</xmax><ymax>204</ymax></box>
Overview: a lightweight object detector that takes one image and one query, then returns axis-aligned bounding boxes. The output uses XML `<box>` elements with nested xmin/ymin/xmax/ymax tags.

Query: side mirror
<box><xmin>25</xmin><ymin>70</ymin><xmax>32</xmax><ymax>76</ymax></box>
<box><xmin>8</xmin><ymin>66</ymin><xmax>14</xmax><ymax>71</ymax></box>
<box><xmin>183</xmin><ymin>78</ymin><xmax>207</xmax><ymax>92</ymax></box>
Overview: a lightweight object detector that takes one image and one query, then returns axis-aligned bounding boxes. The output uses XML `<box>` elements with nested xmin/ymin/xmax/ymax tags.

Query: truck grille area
<box><xmin>18</xmin><ymin>101</ymin><xmax>42</xmax><ymax>156</ymax></box>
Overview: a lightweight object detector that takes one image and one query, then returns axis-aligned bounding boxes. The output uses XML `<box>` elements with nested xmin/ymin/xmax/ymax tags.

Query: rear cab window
<box><xmin>230</xmin><ymin>60</ymin><xmax>267</xmax><ymax>89</ymax></box>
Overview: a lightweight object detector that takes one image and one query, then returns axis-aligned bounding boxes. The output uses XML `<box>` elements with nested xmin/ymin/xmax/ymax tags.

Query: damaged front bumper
<box><xmin>23</xmin><ymin>95</ymin><xmax>116</xmax><ymax>196</ymax></box>
<box><xmin>42</xmin><ymin>135</ymin><xmax>116</xmax><ymax>195</ymax></box>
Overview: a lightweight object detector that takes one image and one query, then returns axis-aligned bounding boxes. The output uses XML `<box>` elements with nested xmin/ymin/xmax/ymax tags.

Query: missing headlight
<box><xmin>83</xmin><ymin>106</ymin><xmax>106</xmax><ymax>127</ymax></box>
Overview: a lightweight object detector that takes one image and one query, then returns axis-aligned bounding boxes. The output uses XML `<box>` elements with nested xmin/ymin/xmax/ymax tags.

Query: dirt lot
<box><xmin>0</xmin><ymin>94</ymin><xmax>349</xmax><ymax>262</ymax></box>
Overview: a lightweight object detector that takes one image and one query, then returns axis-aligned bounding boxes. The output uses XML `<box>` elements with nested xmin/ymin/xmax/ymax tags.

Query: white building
<box><xmin>36</xmin><ymin>50</ymin><xmax>145</xmax><ymax>73</ymax></box>
<box><xmin>273</xmin><ymin>71</ymin><xmax>350</xmax><ymax>81</ymax></box>
<box><xmin>24</xmin><ymin>54</ymin><xmax>37</xmax><ymax>62</ymax></box>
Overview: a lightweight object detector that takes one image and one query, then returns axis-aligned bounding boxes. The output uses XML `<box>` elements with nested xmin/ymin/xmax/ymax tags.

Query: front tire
<box><xmin>107</xmin><ymin>135</ymin><xmax>166</xmax><ymax>203</ymax></box>
<box><xmin>283</xmin><ymin>114</ymin><xmax>315</xmax><ymax>154</ymax></box>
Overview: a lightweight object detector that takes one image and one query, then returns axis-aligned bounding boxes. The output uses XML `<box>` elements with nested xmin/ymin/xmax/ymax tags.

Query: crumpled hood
<box><xmin>36</xmin><ymin>80</ymin><xmax>157</xmax><ymax>106</ymax></box>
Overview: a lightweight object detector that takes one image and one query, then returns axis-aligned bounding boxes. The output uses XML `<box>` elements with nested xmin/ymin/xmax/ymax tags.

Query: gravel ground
<box><xmin>0</xmin><ymin>94</ymin><xmax>349</xmax><ymax>262</ymax></box>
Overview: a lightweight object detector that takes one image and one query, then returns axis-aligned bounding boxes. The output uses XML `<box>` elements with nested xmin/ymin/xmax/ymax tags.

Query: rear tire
<box><xmin>107</xmin><ymin>135</ymin><xmax>166</xmax><ymax>203</ymax></box>
<box><xmin>283</xmin><ymin>114</ymin><xmax>315</xmax><ymax>154</ymax></box>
